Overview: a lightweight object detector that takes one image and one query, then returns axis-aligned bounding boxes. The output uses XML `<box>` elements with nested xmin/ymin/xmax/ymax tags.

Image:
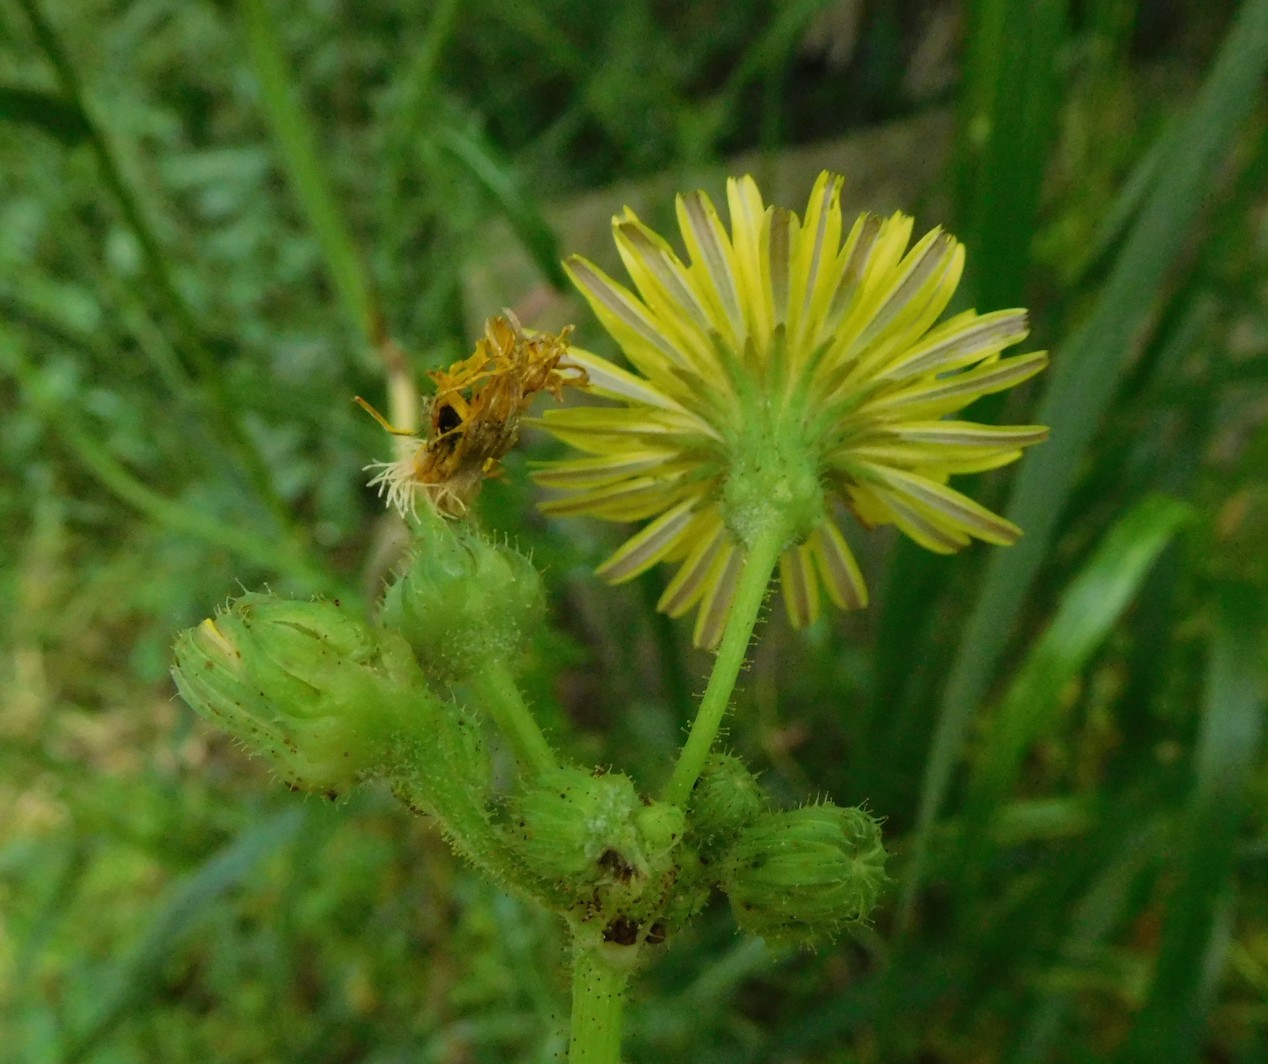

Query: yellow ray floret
<box><xmin>534</xmin><ymin>172</ymin><xmax>1049</xmax><ymax>648</ymax></box>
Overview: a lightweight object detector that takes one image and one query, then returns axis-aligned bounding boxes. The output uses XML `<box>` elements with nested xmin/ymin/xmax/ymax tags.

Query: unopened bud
<box><xmin>634</xmin><ymin>801</ymin><xmax>686</xmax><ymax>866</ymax></box>
<box><xmin>380</xmin><ymin>512</ymin><xmax>544</xmax><ymax>682</ymax></box>
<box><xmin>172</xmin><ymin>593</ymin><xmax>434</xmax><ymax>794</ymax></box>
<box><xmin>509</xmin><ymin>765</ymin><xmax>692</xmax><ymax>904</ymax></box>
<box><xmin>720</xmin><ymin>803</ymin><xmax>887</xmax><ymax>948</ymax></box>
<box><xmin>686</xmin><ymin>752</ymin><xmax>768</xmax><ymax>853</ymax></box>
<box><xmin>510</xmin><ymin>766</ymin><xmax>641</xmax><ymax>887</ymax></box>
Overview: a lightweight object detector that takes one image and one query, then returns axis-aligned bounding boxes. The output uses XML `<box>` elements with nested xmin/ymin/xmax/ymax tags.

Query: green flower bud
<box><xmin>172</xmin><ymin>593</ymin><xmax>434</xmax><ymax>794</ymax></box>
<box><xmin>510</xmin><ymin>766</ymin><xmax>643</xmax><ymax>890</ymax></box>
<box><xmin>380</xmin><ymin>512</ymin><xmax>544</xmax><ymax>682</ymax></box>
<box><xmin>510</xmin><ymin>767</ymin><xmax>696</xmax><ymax>944</ymax></box>
<box><xmin>634</xmin><ymin>802</ymin><xmax>686</xmax><ymax>866</ymax></box>
<box><xmin>686</xmin><ymin>752</ymin><xmax>768</xmax><ymax>854</ymax></box>
<box><xmin>720</xmin><ymin>803</ymin><xmax>887</xmax><ymax>948</ymax></box>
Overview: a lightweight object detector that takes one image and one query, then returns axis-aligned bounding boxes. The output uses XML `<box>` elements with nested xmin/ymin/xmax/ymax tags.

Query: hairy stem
<box><xmin>463</xmin><ymin>660</ymin><xmax>557</xmax><ymax>777</ymax></box>
<box><xmin>568</xmin><ymin>945</ymin><xmax>629</xmax><ymax>1064</ymax></box>
<box><xmin>661</xmin><ymin>527</ymin><xmax>783</xmax><ymax>806</ymax></box>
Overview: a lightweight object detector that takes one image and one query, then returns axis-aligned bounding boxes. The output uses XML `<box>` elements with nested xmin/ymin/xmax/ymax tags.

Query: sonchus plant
<box><xmin>173</xmin><ymin>173</ymin><xmax>1046</xmax><ymax>1063</ymax></box>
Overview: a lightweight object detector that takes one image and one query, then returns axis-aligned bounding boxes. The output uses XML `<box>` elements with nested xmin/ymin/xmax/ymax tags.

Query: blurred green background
<box><xmin>2</xmin><ymin>0</ymin><xmax>1266</xmax><ymax>1061</ymax></box>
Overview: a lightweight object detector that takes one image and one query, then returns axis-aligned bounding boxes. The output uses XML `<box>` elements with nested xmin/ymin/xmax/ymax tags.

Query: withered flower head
<box><xmin>365</xmin><ymin>312</ymin><xmax>587</xmax><ymax>517</ymax></box>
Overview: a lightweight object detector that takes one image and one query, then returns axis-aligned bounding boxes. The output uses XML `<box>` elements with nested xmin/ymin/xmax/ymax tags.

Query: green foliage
<box><xmin>3</xmin><ymin>0</ymin><xmax>1267</xmax><ymax>1062</ymax></box>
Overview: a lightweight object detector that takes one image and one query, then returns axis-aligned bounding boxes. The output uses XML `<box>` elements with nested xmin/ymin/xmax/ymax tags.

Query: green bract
<box><xmin>381</xmin><ymin>512</ymin><xmax>545</xmax><ymax>682</ymax></box>
<box><xmin>720</xmin><ymin>803</ymin><xmax>888</xmax><ymax>948</ymax></box>
<box><xmin>509</xmin><ymin>766</ymin><xmax>700</xmax><ymax>945</ymax></box>
<box><xmin>171</xmin><ymin>593</ymin><xmax>435</xmax><ymax>794</ymax></box>
<box><xmin>510</xmin><ymin>766</ymin><xmax>645</xmax><ymax>889</ymax></box>
<box><xmin>685</xmin><ymin>752</ymin><xmax>768</xmax><ymax>855</ymax></box>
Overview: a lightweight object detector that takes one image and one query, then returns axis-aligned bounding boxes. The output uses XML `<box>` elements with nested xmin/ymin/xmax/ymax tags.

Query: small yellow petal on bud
<box><xmin>198</xmin><ymin>617</ymin><xmax>239</xmax><ymax>663</ymax></box>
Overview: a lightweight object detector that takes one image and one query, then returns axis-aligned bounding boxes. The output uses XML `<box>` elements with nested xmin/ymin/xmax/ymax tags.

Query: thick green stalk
<box><xmin>661</xmin><ymin>528</ymin><xmax>783</xmax><ymax>806</ymax></box>
<box><xmin>568</xmin><ymin>945</ymin><xmax>629</xmax><ymax>1064</ymax></box>
<box><xmin>386</xmin><ymin>722</ymin><xmax>540</xmax><ymax>904</ymax></box>
<box><xmin>464</xmin><ymin>660</ymin><xmax>557</xmax><ymax>776</ymax></box>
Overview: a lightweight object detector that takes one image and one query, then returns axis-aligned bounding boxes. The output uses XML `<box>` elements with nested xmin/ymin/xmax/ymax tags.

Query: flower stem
<box><xmin>568</xmin><ymin>945</ymin><xmax>629</xmax><ymax>1064</ymax></box>
<box><xmin>464</xmin><ymin>659</ymin><xmax>557</xmax><ymax>776</ymax></box>
<box><xmin>661</xmin><ymin>527</ymin><xmax>783</xmax><ymax>806</ymax></box>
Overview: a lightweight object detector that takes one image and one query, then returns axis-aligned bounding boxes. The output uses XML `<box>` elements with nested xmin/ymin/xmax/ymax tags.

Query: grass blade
<box><xmin>1115</xmin><ymin>583</ymin><xmax>1265</xmax><ymax>1064</ymax></box>
<box><xmin>0</xmin><ymin>84</ymin><xmax>90</xmax><ymax>144</ymax></box>
<box><xmin>1010</xmin><ymin>821</ymin><xmax>1167</xmax><ymax>1064</ymax></box>
<box><xmin>0</xmin><ymin>339</ymin><xmax>330</xmax><ymax>589</ymax></box>
<box><xmin>438</xmin><ymin>125</ymin><xmax>568</xmax><ymax>290</ymax></box>
<box><xmin>957</xmin><ymin>0</ymin><xmax>1069</xmax><ymax>308</ymax></box>
<box><xmin>13</xmin><ymin>0</ymin><xmax>213</xmax><ymax>381</ymax></box>
<box><xmin>13</xmin><ymin>0</ymin><xmax>305</xmax><ymax>531</ymax></box>
<box><xmin>238</xmin><ymin>0</ymin><xmax>381</xmax><ymax>348</ymax></box>
<box><xmin>900</xmin><ymin>0</ymin><xmax>1268</xmax><ymax>925</ymax></box>
<box><xmin>966</xmin><ymin>495</ymin><xmax>1191</xmax><ymax>816</ymax></box>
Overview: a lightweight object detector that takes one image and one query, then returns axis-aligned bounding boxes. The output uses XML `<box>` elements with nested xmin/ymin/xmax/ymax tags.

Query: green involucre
<box><xmin>685</xmin><ymin>752</ymin><xmax>769</xmax><ymax>855</ymax></box>
<box><xmin>720</xmin><ymin>803</ymin><xmax>888</xmax><ymax>948</ymax></box>
<box><xmin>171</xmin><ymin>592</ymin><xmax>437</xmax><ymax>793</ymax></box>
<box><xmin>509</xmin><ymin>766</ymin><xmax>702</xmax><ymax>943</ymax></box>
<box><xmin>381</xmin><ymin>512</ymin><xmax>545</xmax><ymax>682</ymax></box>
<box><xmin>510</xmin><ymin>766</ymin><xmax>645</xmax><ymax>889</ymax></box>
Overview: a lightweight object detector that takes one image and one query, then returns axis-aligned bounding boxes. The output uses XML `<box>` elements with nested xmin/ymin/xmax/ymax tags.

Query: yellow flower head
<box><xmin>365</xmin><ymin>313</ymin><xmax>587</xmax><ymax>517</ymax></box>
<box><xmin>534</xmin><ymin>172</ymin><xmax>1048</xmax><ymax>648</ymax></box>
